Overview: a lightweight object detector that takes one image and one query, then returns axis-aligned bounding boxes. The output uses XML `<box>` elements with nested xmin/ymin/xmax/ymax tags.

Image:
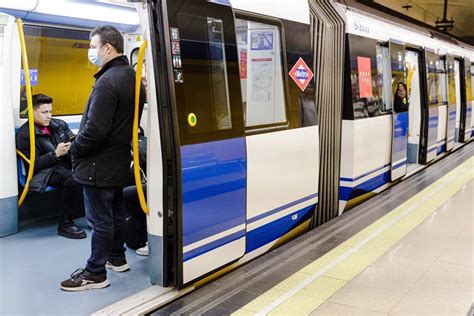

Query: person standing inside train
<box><xmin>16</xmin><ymin>94</ymin><xmax>87</xmax><ymax>239</ymax></box>
<box><xmin>60</xmin><ymin>25</ymin><xmax>145</xmax><ymax>291</ymax></box>
<box><xmin>394</xmin><ymin>82</ymin><xmax>409</xmax><ymax>113</ymax></box>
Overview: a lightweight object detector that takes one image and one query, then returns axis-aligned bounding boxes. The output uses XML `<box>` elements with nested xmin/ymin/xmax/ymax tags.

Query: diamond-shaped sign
<box><xmin>289</xmin><ymin>57</ymin><xmax>314</xmax><ymax>91</ymax></box>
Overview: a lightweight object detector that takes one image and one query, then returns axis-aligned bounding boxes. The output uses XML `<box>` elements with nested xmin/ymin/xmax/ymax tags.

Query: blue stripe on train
<box><xmin>437</xmin><ymin>143</ymin><xmax>447</xmax><ymax>154</ymax></box>
<box><xmin>246</xmin><ymin>204</ymin><xmax>315</xmax><ymax>253</ymax></box>
<box><xmin>340</xmin><ymin>164</ymin><xmax>390</xmax><ymax>182</ymax></box>
<box><xmin>181</xmin><ymin>138</ymin><xmax>246</xmax><ymax>248</ymax></box>
<box><xmin>340</xmin><ymin>169</ymin><xmax>390</xmax><ymax>201</ymax></box>
<box><xmin>392</xmin><ymin>159</ymin><xmax>406</xmax><ymax>170</ymax></box>
<box><xmin>247</xmin><ymin>193</ymin><xmax>317</xmax><ymax>224</ymax></box>
<box><xmin>183</xmin><ymin>230</ymin><xmax>245</xmax><ymax>262</ymax></box>
<box><xmin>183</xmin><ymin>202</ymin><xmax>316</xmax><ymax>262</ymax></box>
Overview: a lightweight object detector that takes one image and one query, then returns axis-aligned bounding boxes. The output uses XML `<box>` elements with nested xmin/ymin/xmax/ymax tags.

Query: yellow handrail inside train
<box><xmin>16</xmin><ymin>149</ymin><xmax>30</xmax><ymax>165</ymax></box>
<box><xmin>16</xmin><ymin>18</ymin><xmax>35</xmax><ymax>207</ymax></box>
<box><xmin>133</xmin><ymin>40</ymin><xmax>149</xmax><ymax>215</ymax></box>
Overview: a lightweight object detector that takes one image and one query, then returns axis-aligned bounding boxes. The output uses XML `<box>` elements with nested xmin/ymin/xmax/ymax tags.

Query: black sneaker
<box><xmin>60</xmin><ymin>269</ymin><xmax>109</xmax><ymax>291</ymax></box>
<box><xmin>105</xmin><ymin>259</ymin><xmax>130</xmax><ymax>272</ymax></box>
<box><xmin>58</xmin><ymin>223</ymin><xmax>87</xmax><ymax>239</ymax></box>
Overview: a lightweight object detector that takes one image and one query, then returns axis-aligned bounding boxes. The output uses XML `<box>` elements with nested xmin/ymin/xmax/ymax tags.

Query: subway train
<box><xmin>0</xmin><ymin>0</ymin><xmax>472</xmax><ymax>295</ymax></box>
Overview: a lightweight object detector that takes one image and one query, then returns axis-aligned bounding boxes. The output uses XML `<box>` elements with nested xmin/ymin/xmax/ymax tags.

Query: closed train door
<box><xmin>389</xmin><ymin>42</ymin><xmax>408</xmax><ymax>181</ymax></box>
<box><xmin>162</xmin><ymin>0</ymin><xmax>247</xmax><ymax>286</ymax></box>
<box><xmin>445</xmin><ymin>55</ymin><xmax>457</xmax><ymax>151</ymax></box>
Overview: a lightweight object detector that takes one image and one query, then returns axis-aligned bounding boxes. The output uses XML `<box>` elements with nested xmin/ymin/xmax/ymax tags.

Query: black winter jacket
<box><xmin>16</xmin><ymin>119</ymin><xmax>75</xmax><ymax>192</ymax></box>
<box><xmin>70</xmin><ymin>56</ymin><xmax>145</xmax><ymax>187</ymax></box>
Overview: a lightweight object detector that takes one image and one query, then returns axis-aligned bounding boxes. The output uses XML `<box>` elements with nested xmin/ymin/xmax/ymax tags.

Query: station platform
<box><xmin>153</xmin><ymin>143</ymin><xmax>473</xmax><ymax>316</ymax></box>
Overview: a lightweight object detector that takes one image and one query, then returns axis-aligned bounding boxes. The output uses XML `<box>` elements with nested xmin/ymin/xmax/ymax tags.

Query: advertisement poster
<box><xmin>357</xmin><ymin>56</ymin><xmax>372</xmax><ymax>98</ymax></box>
<box><xmin>240</xmin><ymin>51</ymin><xmax>247</xmax><ymax>79</ymax></box>
<box><xmin>250</xmin><ymin>57</ymin><xmax>273</xmax><ymax>102</ymax></box>
<box><xmin>250</xmin><ymin>31</ymin><xmax>273</xmax><ymax>51</ymax></box>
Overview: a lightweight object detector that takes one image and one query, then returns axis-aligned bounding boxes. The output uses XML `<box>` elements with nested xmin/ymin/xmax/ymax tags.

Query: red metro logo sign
<box><xmin>289</xmin><ymin>57</ymin><xmax>314</xmax><ymax>91</ymax></box>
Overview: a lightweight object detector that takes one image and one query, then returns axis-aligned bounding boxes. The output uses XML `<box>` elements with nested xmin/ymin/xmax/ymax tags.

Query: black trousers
<box><xmin>123</xmin><ymin>184</ymin><xmax>147</xmax><ymax>226</ymax></box>
<box><xmin>48</xmin><ymin>166</ymin><xmax>81</xmax><ymax>225</ymax></box>
<box><xmin>123</xmin><ymin>184</ymin><xmax>147</xmax><ymax>249</ymax></box>
<box><xmin>83</xmin><ymin>185</ymin><xmax>127</xmax><ymax>275</ymax></box>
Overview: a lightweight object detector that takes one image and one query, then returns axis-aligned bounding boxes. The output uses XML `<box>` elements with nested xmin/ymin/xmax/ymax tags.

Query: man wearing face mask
<box><xmin>60</xmin><ymin>25</ymin><xmax>145</xmax><ymax>291</ymax></box>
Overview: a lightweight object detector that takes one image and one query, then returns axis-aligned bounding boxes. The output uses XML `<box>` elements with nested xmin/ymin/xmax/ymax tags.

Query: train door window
<box><xmin>346</xmin><ymin>34</ymin><xmax>383</xmax><ymax>119</ymax></box>
<box><xmin>437</xmin><ymin>59</ymin><xmax>447</xmax><ymax>105</ymax></box>
<box><xmin>235</xmin><ymin>18</ymin><xmax>287</xmax><ymax>128</ymax></box>
<box><xmin>376</xmin><ymin>44</ymin><xmax>392</xmax><ymax>112</ymax></box>
<box><xmin>390</xmin><ymin>43</ymin><xmax>407</xmax><ymax>113</ymax></box>
<box><xmin>20</xmin><ymin>26</ymin><xmax>95</xmax><ymax>118</ymax></box>
<box><xmin>171</xmin><ymin>2</ymin><xmax>243</xmax><ymax>145</ymax></box>
<box><xmin>453</xmin><ymin>59</ymin><xmax>461</xmax><ymax>137</ymax></box>
<box><xmin>426</xmin><ymin>54</ymin><xmax>440</xmax><ymax>105</ymax></box>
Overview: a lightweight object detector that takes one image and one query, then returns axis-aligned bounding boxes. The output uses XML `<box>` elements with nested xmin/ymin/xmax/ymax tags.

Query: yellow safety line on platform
<box><xmin>232</xmin><ymin>157</ymin><xmax>473</xmax><ymax>316</ymax></box>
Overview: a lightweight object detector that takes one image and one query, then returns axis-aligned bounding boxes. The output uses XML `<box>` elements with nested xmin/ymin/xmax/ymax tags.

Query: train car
<box><xmin>132</xmin><ymin>0</ymin><xmax>474</xmax><ymax>290</ymax></box>
<box><xmin>337</xmin><ymin>2</ymin><xmax>474</xmax><ymax>213</ymax></box>
<box><xmin>0</xmin><ymin>0</ymin><xmax>473</xmax><ymax>312</ymax></box>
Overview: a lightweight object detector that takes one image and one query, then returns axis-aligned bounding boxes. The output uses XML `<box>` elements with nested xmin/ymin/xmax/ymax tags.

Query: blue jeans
<box><xmin>83</xmin><ymin>185</ymin><xmax>127</xmax><ymax>275</ymax></box>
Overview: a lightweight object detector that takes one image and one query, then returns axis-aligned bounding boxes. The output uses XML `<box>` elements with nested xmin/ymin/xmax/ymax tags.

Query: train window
<box><xmin>235</xmin><ymin>18</ymin><xmax>287</xmax><ymax>128</ymax></box>
<box><xmin>437</xmin><ymin>59</ymin><xmax>447</xmax><ymax>104</ymax></box>
<box><xmin>170</xmin><ymin>1</ymin><xmax>244</xmax><ymax>145</ymax></box>
<box><xmin>19</xmin><ymin>26</ymin><xmax>95</xmax><ymax>118</ymax></box>
<box><xmin>345</xmin><ymin>34</ymin><xmax>383</xmax><ymax>120</ymax></box>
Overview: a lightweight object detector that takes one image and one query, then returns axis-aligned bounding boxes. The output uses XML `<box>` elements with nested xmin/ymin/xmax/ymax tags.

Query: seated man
<box><xmin>16</xmin><ymin>94</ymin><xmax>86</xmax><ymax>239</ymax></box>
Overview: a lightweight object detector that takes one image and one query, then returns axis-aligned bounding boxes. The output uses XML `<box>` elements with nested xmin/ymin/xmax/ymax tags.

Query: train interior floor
<box><xmin>0</xmin><ymin>217</ymin><xmax>151</xmax><ymax>314</ymax></box>
<box><xmin>0</xmin><ymin>143</ymin><xmax>472</xmax><ymax>315</ymax></box>
<box><xmin>154</xmin><ymin>143</ymin><xmax>473</xmax><ymax>316</ymax></box>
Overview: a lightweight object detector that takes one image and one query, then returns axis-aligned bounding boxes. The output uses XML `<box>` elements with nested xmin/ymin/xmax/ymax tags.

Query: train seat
<box><xmin>17</xmin><ymin>156</ymin><xmax>56</xmax><ymax>192</ymax></box>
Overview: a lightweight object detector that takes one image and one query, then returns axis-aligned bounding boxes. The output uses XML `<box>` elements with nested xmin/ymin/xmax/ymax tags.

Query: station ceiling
<box><xmin>373</xmin><ymin>0</ymin><xmax>474</xmax><ymax>42</ymax></box>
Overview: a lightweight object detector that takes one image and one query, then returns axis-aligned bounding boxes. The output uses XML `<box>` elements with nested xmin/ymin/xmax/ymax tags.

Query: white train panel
<box><xmin>246</xmin><ymin>126</ymin><xmax>319</xmax><ymax>227</ymax></box>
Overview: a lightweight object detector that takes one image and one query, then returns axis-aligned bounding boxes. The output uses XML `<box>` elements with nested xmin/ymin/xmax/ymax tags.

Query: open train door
<box><xmin>421</xmin><ymin>50</ymin><xmax>440</xmax><ymax>163</ymax></box>
<box><xmin>459</xmin><ymin>58</ymin><xmax>472</xmax><ymax>142</ymax></box>
<box><xmin>389</xmin><ymin>41</ymin><xmax>408</xmax><ymax>181</ymax></box>
<box><xmin>147</xmin><ymin>0</ymin><xmax>247</xmax><ymax>288</ymax></box>
<box><xmin>445</xmin><ymin>55</ymin><xmax>457</xmax><ymax>151</ymax></box>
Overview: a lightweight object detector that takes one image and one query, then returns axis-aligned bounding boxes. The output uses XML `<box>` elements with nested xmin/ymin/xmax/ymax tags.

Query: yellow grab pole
<box><xmin>133</xmin><ymin>40</ymin><xmax>149</xmax><ymax>214</ymax></box>
<box><xmin>16</xmin><ymin>18</ymin><xmax>35</xmax><ymax>207</ymax></box>
<box><xmin>16</xmin><ymin>149</ymin><xmax>30</xmax><ymax>165</ymax></box>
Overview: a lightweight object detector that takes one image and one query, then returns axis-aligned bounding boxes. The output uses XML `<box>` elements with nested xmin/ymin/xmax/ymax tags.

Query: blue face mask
<box><xmin>88</xmin><ymin>48</ymin><xmax>101</xmax><ymax>66</ymax></box>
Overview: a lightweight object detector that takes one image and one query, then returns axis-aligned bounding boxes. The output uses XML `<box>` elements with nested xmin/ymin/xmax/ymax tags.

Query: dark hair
<box><xmin>32</xmin><ymin>94</ymin><xmax>53</xmax><ymax>109</ymax></box>
<box><xmin>397</xmin><ymin>82</ymin><xmax>407</xmax><ymax>90</ymax></box>
<box><xmin>90</xmin><ymin>25</ymin><xmax>124</xmax><ymax>54</ymax></box>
